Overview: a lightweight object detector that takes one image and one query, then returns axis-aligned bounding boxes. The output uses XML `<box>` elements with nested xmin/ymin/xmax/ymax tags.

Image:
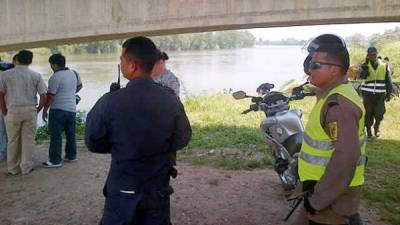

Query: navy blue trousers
<box><xmin>48</xmin><ymin>109</ymin><xmax>77</xmax><ymax>164</ymax></box>
<box><xmin>100</xmin><ymin>184</ymin><xmax>173</xmax><ymax>225</ymax></box>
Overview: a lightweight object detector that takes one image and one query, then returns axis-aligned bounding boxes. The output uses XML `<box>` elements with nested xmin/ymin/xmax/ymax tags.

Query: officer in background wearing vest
<box><xmin>294</xmin><ymin>34</ymin><xmax>366</xmax><ymax>225</ymax></box>
<box><xmin>360</xmin><ymin>47</ymin><xmax>393</xmax><ymax>139</ymax></box>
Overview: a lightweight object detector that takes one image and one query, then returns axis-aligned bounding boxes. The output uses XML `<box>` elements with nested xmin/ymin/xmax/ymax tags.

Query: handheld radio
<box><xmin>110</xmin><ymin>64</ymin><xmax>121</xmax><ymax>92</ymax></box>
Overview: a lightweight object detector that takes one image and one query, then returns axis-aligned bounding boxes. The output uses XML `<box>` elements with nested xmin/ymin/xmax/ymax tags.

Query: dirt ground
<box><xmin>0</xmin><ymin>142</ymin><xmax>387</xmax><ymax>225</ymax></box>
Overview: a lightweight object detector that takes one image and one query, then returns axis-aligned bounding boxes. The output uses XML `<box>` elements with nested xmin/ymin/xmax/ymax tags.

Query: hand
<box><xmin>169</xmin><ymin>166</ymin><xmax>178</xmax><ymax>179</ymax></box>
<box><xmin>42</xmin><ymin>110</ymin><xmax>48</xmax><ymax>122</ymax></box>
<box><xmin>304</xmin><ymin>195</ymin><xmax>319</xmax><ymax>215</ymax></box>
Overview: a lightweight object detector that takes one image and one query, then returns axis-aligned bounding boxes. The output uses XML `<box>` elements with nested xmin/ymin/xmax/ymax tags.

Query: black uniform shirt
<box><xmin>85</xmin><ymin>76</ymin><xmax>191</xmax><ymax>193</ymax></box>
<box><xmin>360</xmin><ymin>61</ymin><xmax>393</xmax><ymax>96</ymax></box>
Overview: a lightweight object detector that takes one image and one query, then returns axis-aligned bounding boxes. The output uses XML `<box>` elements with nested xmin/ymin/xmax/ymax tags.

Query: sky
<box><xmin>248</xmin><ymin>22</ymin><xmax>400</xmax><ymax>41</ymax></box>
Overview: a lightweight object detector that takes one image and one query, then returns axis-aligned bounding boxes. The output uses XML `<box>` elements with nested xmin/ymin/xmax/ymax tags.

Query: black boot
<box><xmin>374</xmin><ymin>122</ymin><xmax>381</xmax><ymax>137</ymax></box>
<box><xmin>366</xmin><ymin>126</ymin><xmax>372</xmax><ymax>139</ymax></box>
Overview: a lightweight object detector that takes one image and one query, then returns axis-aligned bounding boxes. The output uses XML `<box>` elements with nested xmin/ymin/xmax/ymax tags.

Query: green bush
<box><xmin>35</xmin><ymin>125</ymin><xmax>49</xmax><ymax>144</ymax></box>
<box><xmin>35</xmin><ymin>111</ymin><xmax>86</xmax><ymax>143</ymax></box>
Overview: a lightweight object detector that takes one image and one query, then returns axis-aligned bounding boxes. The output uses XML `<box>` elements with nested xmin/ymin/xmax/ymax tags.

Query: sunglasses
<box><xmin>308</xmin><ymin>61</ymin><xmax>344</xmax><ymax>70</ymax></box>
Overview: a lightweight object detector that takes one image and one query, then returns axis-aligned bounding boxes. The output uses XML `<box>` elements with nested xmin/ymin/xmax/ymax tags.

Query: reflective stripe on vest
<box><xmin>299</xmin><ymin>151</ymin><xmax>367</xmax><ymax>166</ymax></box>
<box><xmin>361</xmin><ymin>61</ymin><xmax>387</xmax><ymax>93</ymax></box>
<box><xmin>360</xmin><ymin>87</ymin><xmax>386</xmax><ymax>93</ymax></box>
<box><xmin>303</xmin><ymin>132</ymin><xmax>367</xmax><ymax>151</ymax></box>
<box><xmin>298</xmin><ymin>83</ymin><xmax>366</xmax><ymax>187</ymax></box>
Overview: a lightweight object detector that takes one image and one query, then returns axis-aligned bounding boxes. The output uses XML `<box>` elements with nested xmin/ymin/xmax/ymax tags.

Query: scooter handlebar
<box><xmin>241</xmin><ymin>103</ymin><xmax>259</xmax><ymax>114</ymax></box>
<box><xmin>303</xmin><ymin>92</ymin><xmax>316</xmax><ymax>97</ymax></box>
<box><xmin>289</xmin><ymin>92</ymin><xmax>315</xmax><ymax>101</ymax></box>
<box><xmin>241</xmin><ymin>108</ymin><xmax>253</xmax><ymax>114</ymax></box>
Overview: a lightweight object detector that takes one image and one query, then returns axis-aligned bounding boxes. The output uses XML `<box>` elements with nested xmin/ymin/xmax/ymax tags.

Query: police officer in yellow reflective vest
<box><xmin>360</xmin><ymin>47</ymin><xmax>393</xmax><ymax>139</ymax></box>
<box><xmin>294</xmin><ymin>34</ymin><xmax>366</xmax><ymax>225</ymax></box>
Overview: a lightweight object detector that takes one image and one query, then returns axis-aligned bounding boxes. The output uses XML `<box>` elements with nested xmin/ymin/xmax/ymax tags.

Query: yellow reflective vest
<box><xmin>360</xmin><ymin>60</ymin><xmax>387</xmax><ymax>94</ymax></box>
<box><xmin>298</xmin><ymin>83</ymin><xmax>366</xmax><ymax>186</ymax></box>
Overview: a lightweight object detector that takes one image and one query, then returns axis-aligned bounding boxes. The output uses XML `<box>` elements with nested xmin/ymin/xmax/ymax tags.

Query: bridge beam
<box><xmin>1</xmin><ymin>0</ymin><xmax>400</xmax><ymax>51</ymax></box>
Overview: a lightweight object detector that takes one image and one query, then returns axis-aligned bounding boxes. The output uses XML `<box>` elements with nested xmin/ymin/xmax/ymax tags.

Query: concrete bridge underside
<box><xmin>1</xmin><ymin>0</ymin><xmax>400</xmax><ymax>51</ymax></box>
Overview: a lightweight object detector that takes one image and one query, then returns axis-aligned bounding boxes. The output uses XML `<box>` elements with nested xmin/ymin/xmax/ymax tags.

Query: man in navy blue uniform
<box><xmin>85</xmin><ymin>36</ymin><xmax>192</xmax><ymax>225</ymax></box>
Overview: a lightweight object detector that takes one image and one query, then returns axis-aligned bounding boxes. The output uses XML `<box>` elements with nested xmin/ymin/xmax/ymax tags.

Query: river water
<box><xmin>30</xmin><ymin>45</ymin><xmax>306</xmax><ymax>112</ymax></box>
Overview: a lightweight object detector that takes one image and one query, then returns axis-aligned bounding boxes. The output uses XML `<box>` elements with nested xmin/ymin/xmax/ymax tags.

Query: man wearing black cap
<box><xmin>295</xmin><ymin>34</ymin><xmax>366</xmax><ymax>225</ymax></box>
<box><xmin>360</xmin><ymin>47</ymin><xmax>393</xmax><ymax>139</ymax></box>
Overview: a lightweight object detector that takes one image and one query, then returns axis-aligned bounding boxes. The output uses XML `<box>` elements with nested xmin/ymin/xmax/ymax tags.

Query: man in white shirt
<box><xmin>0</xmin><ymin>50</ymin><xmax>47</xmax><ymax>175</ymax></box>
<box><xmin>42</xmin><ymin>53</ymin><xmax>82</xmax><ymax>168</ymax></box>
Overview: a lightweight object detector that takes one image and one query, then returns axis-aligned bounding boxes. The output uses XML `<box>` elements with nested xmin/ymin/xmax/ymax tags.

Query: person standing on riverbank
<box><xmin>151</xmin><ymin>50</ymin><xmax>180</xmax><ymax>97</ymax></box>
<box><xmin>360</xmin><ymin>47</ymin><xmax>393</xmax><ymax>139</ymax></box>
<box><xmin>85</xmin><ymin>36</ymin><xmax>191</xmax><ymax>225</ymax></box>
<box><xmin>42</xmin><ymin>54</ymin><xmax>82</xmax><ymax>168</ymax></box>
<box><xmin>0</xmin><ymin>50</ymin><xmax>47</xmax><ymax>175</ymax></box>
<box><xmin>295</xmin><ymin>34</ymin><xmax>366</xmax><ymax>225</ymax></box>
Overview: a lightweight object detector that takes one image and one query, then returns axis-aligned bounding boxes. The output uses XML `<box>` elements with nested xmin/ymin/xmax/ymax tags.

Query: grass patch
<box><xmin>184</xmin><ymin>94</ymin><xmax>266</xmax><ymax>150</ymax></box>
<box><xmin>363</xmin><ymin>139</ymin><xmax>400</xmax><ymax>224</ymax></box>
<box><xmin>180</xmin><ymin>148</ymin><xmax>272</xmax><ymax>170</ymax></box>
<box><xmin>35</xmin><ymin>125</ymin><xmax>50</xmax><ymax>144</ymax></box>
<box><xmin>182</xmin><ymin>94</ymin><xmax>272</xmax><ymax>170</ymax></box>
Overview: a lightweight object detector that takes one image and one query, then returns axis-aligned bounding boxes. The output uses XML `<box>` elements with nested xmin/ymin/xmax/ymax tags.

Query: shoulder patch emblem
<box><xmin>328</xmin><ymin>121</ymin><xmax>338</xmax><ymax>141</ymax></box>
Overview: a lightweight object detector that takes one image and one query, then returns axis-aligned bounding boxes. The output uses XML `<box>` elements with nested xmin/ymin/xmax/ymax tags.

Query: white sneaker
<box><xmin>42</xmin><ymin>161</ymin><xmax>62</xmax><ymax>168</ymax></box>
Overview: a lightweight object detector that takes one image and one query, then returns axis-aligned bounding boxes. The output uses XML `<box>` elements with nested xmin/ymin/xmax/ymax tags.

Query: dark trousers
<box><xmin>48</xmin><ymin>109</ymin><xmax>77</xmax><ymax>164</ymax></box>
<box><xmin>100</xmin><ymin>184</ymin><xmax>173</xmax><ymax>225</ymax></box>
<box><xmin>0</xmin><ymin>115</ymin><xmax>7</xmax><ymax>159</ymax></box>
<box><xmin>362</xmin><ymin>92</ymin><xmax>386</xmax><ymax>128</ymax></box>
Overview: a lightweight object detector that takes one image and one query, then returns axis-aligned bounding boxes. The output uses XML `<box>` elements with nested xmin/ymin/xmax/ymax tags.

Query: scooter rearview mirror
<box><xmin>232</xmin><ymin>91</ymin><xmax>247</xmax><ymax>100</ymax></box>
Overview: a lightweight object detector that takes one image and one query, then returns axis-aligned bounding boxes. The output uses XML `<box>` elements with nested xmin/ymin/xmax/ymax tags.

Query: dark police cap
<box><xmin>367</xmin><ymin>47</ymin><xmax>378</xmax><ymax>54</ymax></box>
